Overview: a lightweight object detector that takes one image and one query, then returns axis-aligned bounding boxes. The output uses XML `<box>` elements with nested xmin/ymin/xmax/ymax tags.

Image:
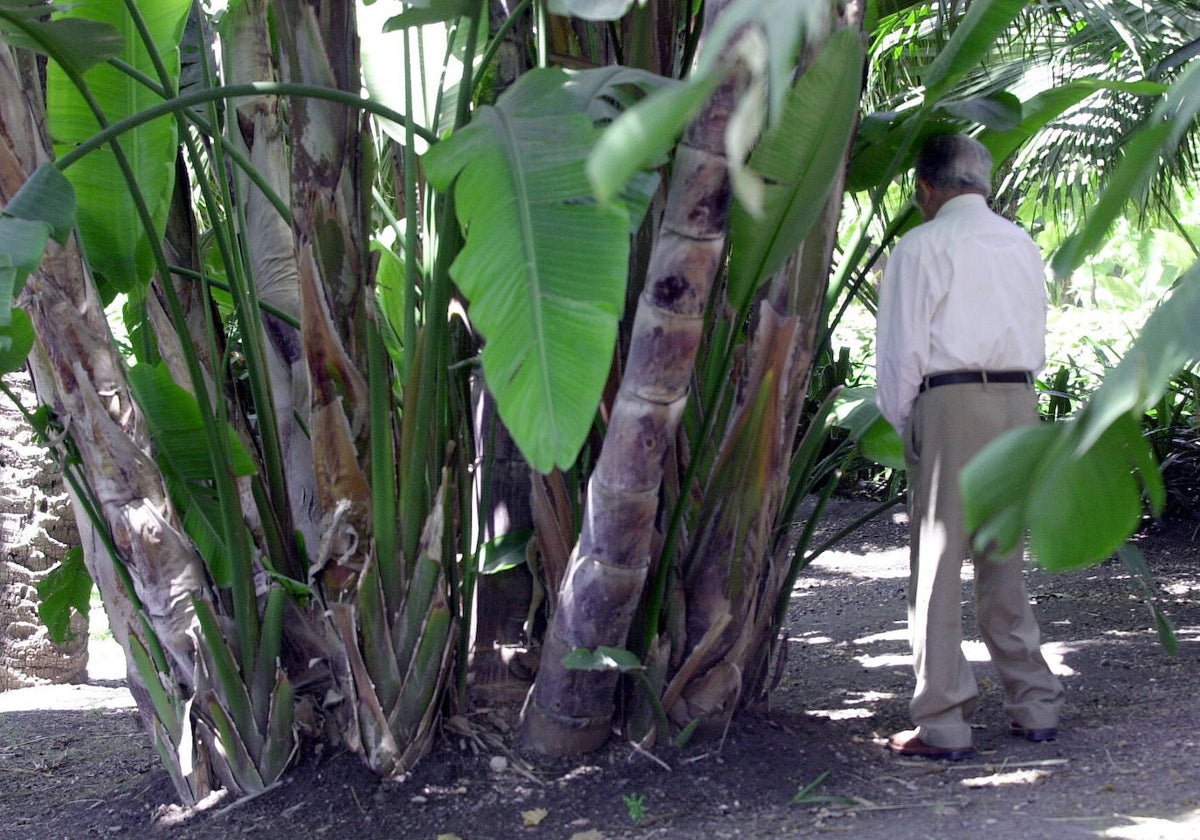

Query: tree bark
<box><xmin>0</xmin><ymin>369</ymin><xmax>87</xmax><ymax>690</ymax></box>
<box><xmin>519</xmin><ymin>0</ymin><xmax>754</xmax><ymax>756</ymax></box>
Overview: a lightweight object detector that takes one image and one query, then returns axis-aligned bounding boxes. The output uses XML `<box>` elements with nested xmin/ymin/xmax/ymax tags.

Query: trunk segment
<box><xmin>519</xmin><ymin>1</ymin><xmax>754</xmax><ymax>756</ymax></box>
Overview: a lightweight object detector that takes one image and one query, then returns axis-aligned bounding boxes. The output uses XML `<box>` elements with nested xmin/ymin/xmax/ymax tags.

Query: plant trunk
<box><xmin>519</xmin><ymin>0</ymin><xmax>754</xmax><ymax>756</ymax></box>
<box><xmin>669</xmin><ymin>1</ymin><xmax>865</xmax><ymax>735</ymax></box>
<box><xmin>0</xmin><ymin>44</ymin><xmax>218</xmax><ymax>803</ymax></box>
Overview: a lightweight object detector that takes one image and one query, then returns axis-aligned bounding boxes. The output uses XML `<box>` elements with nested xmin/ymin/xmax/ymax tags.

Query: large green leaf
<box><xmin>961</xmin><ymin>422</ymin><xmax>1060</xmax><ymax>559</ymax></box>
<box><xmin>727</xmin><ymin>27</ymin><xmax>864</xmax><ymax>310</ymax></box>
<box><xmin>1027</xmin><ymin>416</ymin><xmax>1150</xmax><ymax>571</ymax></box>
<box><xmin>46</xmin><ymin>0</ymin><xmax>190</xmax><ymax>296</ymax></box>
<box><xmin>0</xmin><ymin>0</ymin><xmax>124</xmax><ymax>74</ymax></box>
<box><xmin>586</xmin><ymin>71</ymin><xmax>718</xmax><ymax>205</ymax></box>
<box><xmin>424</xmin><ymin>69</ymin><xmax>635</xmax><ymax>472</ymax></box>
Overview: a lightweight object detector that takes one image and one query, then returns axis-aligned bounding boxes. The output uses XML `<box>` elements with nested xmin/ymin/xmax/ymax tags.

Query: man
<box><xmin>875</xmin><ymin>133</ymin><xmax>1065</xmax><ymax>760</ymax></box>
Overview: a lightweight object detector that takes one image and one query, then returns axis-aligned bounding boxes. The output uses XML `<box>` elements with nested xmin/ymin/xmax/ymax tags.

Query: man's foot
<box><xmin>1010</xmin><ymin>722</ymin><xmax>1057</xmax><ymax>742</ymax></box>
<box><xmin>887</xmin><ymin>729</ymin><xmax>974</xmax><ymax>761</ymax></box>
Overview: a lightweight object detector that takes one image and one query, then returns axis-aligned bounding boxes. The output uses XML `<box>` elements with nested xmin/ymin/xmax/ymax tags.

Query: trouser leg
<box><xmin>905</xmin><ymin>398</ymin><xmax>977</xmax><ymax>748</ymax></box>
<box><xmin>974</xmin><ymin>546</ymin><xmax>1064</xmax><ymax>729</ymax></box>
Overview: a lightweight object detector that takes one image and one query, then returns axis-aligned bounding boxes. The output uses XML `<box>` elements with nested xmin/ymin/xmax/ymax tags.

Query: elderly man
<box><xmin>875</xmin><ymin>133</ymin><xmax>1065</xmax><ymax>760</ymax></box>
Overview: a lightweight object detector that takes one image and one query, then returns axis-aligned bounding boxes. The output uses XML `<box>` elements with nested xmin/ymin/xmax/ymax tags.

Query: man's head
<box><xmin>913</xmin><ymin>133</ymin><xmax>992</xmax><ymax>220</ymax></box>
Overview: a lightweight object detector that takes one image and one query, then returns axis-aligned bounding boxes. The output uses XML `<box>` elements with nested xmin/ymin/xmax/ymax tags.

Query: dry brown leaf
<box><xmin>522</xmin><ymin>808</ymin><xmax>549</xmax><ymax>827</ymax></box>
<box><xmin>436</xmin><ymin>835</ymin><xmax>463</xmax><ymax>840</ymax></box>
<box><xmin>568</xmin><ymin>831</ymin><xmax>604</xmax><ymax>840</ymax></box>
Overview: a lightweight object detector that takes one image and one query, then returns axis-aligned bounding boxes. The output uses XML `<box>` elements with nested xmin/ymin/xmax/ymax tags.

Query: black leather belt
<box><xmin>919</xmin><ymin>370</ymin><xmax>1032</xmax><ymax>393</ymax></box>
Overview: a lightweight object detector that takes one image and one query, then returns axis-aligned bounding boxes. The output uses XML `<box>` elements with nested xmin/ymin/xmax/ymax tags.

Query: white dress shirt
<box><xmin>875</xmin><ymin>193</ymin><xmax>1047</xmax><ymax>433</ymax></box>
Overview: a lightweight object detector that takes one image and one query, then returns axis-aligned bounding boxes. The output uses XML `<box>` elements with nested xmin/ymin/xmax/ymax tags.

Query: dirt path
<box><xmin>1</xmin><ymin>500</ymin><xmax>1197</xmax><ymax>839</ymax></box>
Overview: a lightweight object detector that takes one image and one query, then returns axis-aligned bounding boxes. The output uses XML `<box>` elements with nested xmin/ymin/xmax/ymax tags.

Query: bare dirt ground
<box><xmin>2</xmin><ymin>499</ymin><xmax>1198</xmax><ymax>840</ymax></box>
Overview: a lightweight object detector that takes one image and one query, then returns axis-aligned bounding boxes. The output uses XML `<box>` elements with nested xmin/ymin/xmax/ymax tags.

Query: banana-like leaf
<box><xmin>1027</xmin><ymin>416</ymin><xmax>1152</xmax><ymax>571</ymax></box>
<box><xmin>586</xmin><ymin>69</ymin><xmax>719</xmax><ymax>205</ymax></box>
<box><xmin>961</xmin><ymin>422</ymin><xmax>1059</xmax><ymax>560</ymax></box>
<box><xmin>128</xmin><ymin>363</ymin><xmax>257</xmax><ymax>479</ymax></box>
<box><xmin>424</xmin><ymin>69</ymin><xmax>633</xmax><ymax>472</ymax></box>
<box><xmin>0</xmin><ymin>0</ymin><xmax>123</xmax><ymax>74</ymax></box>
<box><xmin>46</xmin><ymin>0</ymin><xmax>191</xmax><ymax>296</ymax></box>
<box><xmin>727</xmin><ymin>27</ymin><xmax>864</xmax><ymax>311</ymax></box>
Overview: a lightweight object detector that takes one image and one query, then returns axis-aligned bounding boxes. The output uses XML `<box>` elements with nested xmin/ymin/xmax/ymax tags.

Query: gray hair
<box><xmin>915</xmin><ymin>133</ymin><xmax>992</xmax><ymax>194</ymax></box>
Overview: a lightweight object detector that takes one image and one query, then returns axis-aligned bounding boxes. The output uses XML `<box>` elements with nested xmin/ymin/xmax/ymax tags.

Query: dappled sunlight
<box><xmin>807</xmin><ymin>546</ymin><xmax>910</xmax><ymax>581</ymax></box>
<box><xmin>855</xmin><ymin>651</ymin><xmax>911</xmax><ymax>669</ymax></box>
<box><xmin>854</xmin><ymin>626</ymin><xmax>908</xmax><ymax>645</ymax></box>
<box><xmin>785</xmin><ymin>633</ymin><xmax>835</xmax><ymax>645</ymax></box>
<box><xmin>1039</xmin><ymin>641</ymin><xmax>1079</xmax><ymax>677</ymax></box>
<box><xmin>1101</xmin><ymin>808</ymin><xmax>1200</xmax><ymax>839</ymax></box>
<box><xmin>804</xmin><ymin>689</ymin><xmax>896</xmax><ymax>722</ymax></box>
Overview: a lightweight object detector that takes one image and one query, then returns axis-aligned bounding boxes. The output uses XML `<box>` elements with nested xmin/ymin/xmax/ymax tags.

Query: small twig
<box><xmin>350</xmin><ymin>786</ymin><xmax>366</xmax><ymax>814</ymax></box>
<box><xmin>940</xmin><ymin>758</ymin><xmax>1070</xmax><ymax>772</ymax></box>
<box><xmin>213</xmin><ymin>781</ymin><xmax>280</xmax><ymax>817</ymax></box>
<box><xmin>626</xmin><ymin>740</ymin><xmax>672</xmax><ymax>772</ymax></box>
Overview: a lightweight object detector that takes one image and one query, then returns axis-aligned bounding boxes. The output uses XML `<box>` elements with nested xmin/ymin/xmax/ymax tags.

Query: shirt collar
<box><xmin>934</xmin><ymin>192</ymin><xmax>988</xmax><ymax>219</ymax></box>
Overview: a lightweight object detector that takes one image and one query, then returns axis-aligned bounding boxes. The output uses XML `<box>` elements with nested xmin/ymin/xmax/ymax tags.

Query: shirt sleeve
<box><xmin>875</xmin><ymin>241</ymin><xmax>933</xmax><ymax>434</ymax></box>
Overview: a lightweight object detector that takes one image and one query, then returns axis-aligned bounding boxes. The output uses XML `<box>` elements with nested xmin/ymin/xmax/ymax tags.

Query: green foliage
<box><xmin>1052</xmin><ymin>60</ymin><xmax>1200</xmax><ymax>279</ymax></box>
<box><xmin>727</xmin><ymin>27</ymin><xmax>865</xmax><ymax>311</ymax></box>
<box><xmin>46</xmin><ymin>0</ymin><xmax>190</xmax><ymax>297</ymax></box>
<box><xmin>0</xmin><ymin>0</ymin><xmax>124</xmax><ymax>74</ymax></box>
<box><xmin>424</xmin><ymin>68</ymin><xmax>655</xmax><ymax>472</ymax></box>
<box><xmin>964</xmin><ymin>265</ymin><xmax>1200</xmax><ymax>571</ymax></box>
<box><xmin>622</xmin><ymin>792</ymin><xmax>647</xmax><ymax>824</ymax></box>
<box><xmin>0</xmin><ymin>165</ymin><xmax>75</xmax><ymax>354</ymax></box>
<box><xmin>36</xmin><ymin>547</ymin><xmax>92</xmax><ymax>644</ymax></box>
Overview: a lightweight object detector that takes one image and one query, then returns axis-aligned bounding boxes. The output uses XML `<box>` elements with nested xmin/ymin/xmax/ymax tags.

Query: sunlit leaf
<box><xmin>727</xmin><ymin>27</ymin><xmax>864</xmax><ymax>309</ymax></box>
<box><xmin>562</xmin><ymin>645</ymin><xmax>644</xmax><ymax>673</ymax></box>
<box><xmin>1051</xmin><ymin>61</ymin><xmax>1200</xmax><ymax>279</ymax></box>
<box><xmin>922</xmin><ymin>0</ymin><xmax>1029</xmax><ymax>103</ymax></box>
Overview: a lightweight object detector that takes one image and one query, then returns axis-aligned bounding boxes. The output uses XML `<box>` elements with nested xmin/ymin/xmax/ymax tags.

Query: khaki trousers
<box><xmin>903</xmin><ymin>380</ymin><xmax>1064</xmax><ymax>748</ymax></box>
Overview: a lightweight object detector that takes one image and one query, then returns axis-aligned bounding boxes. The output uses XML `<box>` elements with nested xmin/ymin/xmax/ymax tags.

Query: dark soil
<box><xmin>2</xmin><ymin>499</ymin><xmax>1198</xmax><ymax>840</ymax></box>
